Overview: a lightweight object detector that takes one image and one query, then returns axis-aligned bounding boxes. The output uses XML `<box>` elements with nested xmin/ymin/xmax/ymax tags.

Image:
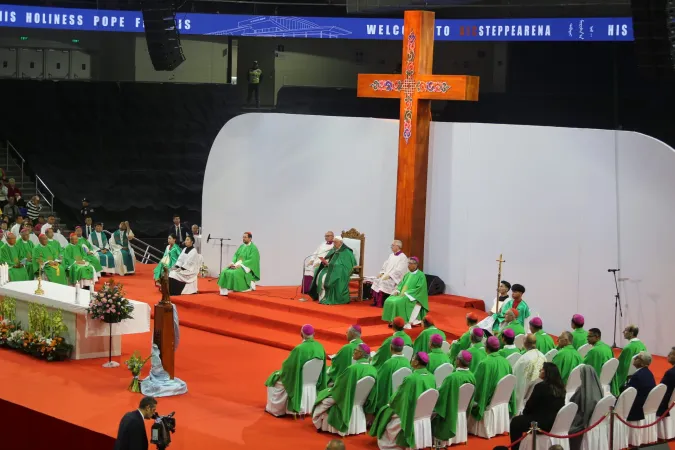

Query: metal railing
<box><xmin>5</xmin><ymin>140</ymin><xmax>55</xmax><ymax>215</ymax></box>
<box><xmin>5</xmin><ymin>141</ymin><xmax>24</xmax><ymax>187</ymax></box>
<box><xmin>35</xmin><ymin>175</ymin><xmax>54</xmax><ymax>215</ymax></box>
<box><xmin>103</xmin><ymin>230</ymin><xmax>163</xmax><ymax>264</ymax></box>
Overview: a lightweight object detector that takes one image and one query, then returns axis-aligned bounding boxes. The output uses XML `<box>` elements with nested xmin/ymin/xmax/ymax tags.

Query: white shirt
<box><xmin>10</xmin><ymin>223</ymin><xmax>21</xmax><ymax>236</ymax></box>
<box><xmin>305</xmin><ymin>241</ymin><xmax>334</xmax><ymax>275</ymax></box>
<box><xmin>42</xmin><ymin>223</ymin><xmax>53</xmax><ymax>233</ymax></box>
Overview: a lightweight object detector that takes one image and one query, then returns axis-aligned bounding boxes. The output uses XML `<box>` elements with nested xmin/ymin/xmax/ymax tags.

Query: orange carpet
<box><xmin>0</xmin><ymin>264</ymin><xmax>672</xmax><ymax>450</ymax></box>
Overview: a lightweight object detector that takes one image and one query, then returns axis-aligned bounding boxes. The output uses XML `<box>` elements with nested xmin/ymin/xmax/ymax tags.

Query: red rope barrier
<box><xmin>506</xmin><ymin>430</ymin><xmax>531</xmax><ymax>448</ymax></box>
<box><xmin>614</xmin><ymin>401</ymin><xmax>675</xmax><ymax>429</ymax></box>
<box><xmin>537</xmin><ymin>412</ymin><xmax>609</xmax><ymax>439</ymax></box>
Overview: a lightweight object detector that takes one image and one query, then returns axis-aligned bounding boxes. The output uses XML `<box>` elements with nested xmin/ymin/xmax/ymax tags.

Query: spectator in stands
<box><xmin>6</xmin><ymin>178</ymin><xmax>21</xmax><ymax>199</ymax></box>
<box><xmin>14</xmin><ymin>192</ymin><xmax>26</xmax><ymax>208</ymax></box>
<box><xmin>169</xmin><ymin>214</ymin><xmax>190</xmax><ymax>246</ymax></box>
<box><xmin>27</xmin><ymin>195</ymin><xmax>42</xmax><ymax>221</ymax></box>
<box><xmin>10</xmin><ymin>215</ymin><xmax>24</xmax><ymax>236</ymax></box>
<box><xmin>0</xmin><ymin>180</ymin><xmax>8</xmax><ymax>208</ymax></box>
<box><xmin>3</xmin><ymin>196</ymin><xmax>20</xmax><ymax>223</ymax></box>
<box><xmin>247</xmin><ymin>60</ymin><xmax>262</xmax><ymax>108</ymax></box>
<box><xmin>624</xmin><ymin>351</ymin><xmax>656</xmax><ymax>422</ymax></box>
<box><xmin>80</xmin><ymin>198</ymin><xmax>94</xmax><ymax>225</ymax></box>
<box><xmin>42</xmin><ymin>215</ymin><xmax>56</xmax><ymax>234</ymax></box>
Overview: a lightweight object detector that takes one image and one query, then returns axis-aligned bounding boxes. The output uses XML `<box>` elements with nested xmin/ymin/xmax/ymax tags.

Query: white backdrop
<box><xmin>203</xmin><ymin>113</ymin><xmax>675</xmax><ymax>355</ymax></box>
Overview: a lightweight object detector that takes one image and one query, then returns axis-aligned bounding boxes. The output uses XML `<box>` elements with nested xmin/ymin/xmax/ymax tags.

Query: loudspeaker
<box><xmin>141</xmin><ymin>1</ymin><xmax>185</xmax><ymax>71</ymax></box>
<box><xmin>425</xmin><ymin>274</ymin><xmax>446</xmax><ymax>296</ymax></box>
<box><xmin>631</xmin><ymin>0</ymin><xmax>675</xmax><ymax>78</ymax></box>
<box><xmin>640</xmin><ymin>444</ymin><xmax>670</xmax><ymax>449</ymax></box>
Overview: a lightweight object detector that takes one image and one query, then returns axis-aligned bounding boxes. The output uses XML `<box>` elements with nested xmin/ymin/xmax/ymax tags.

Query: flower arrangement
<box><xmin>0</xmin><ymin>320</ymin><xmax>72</xmax><ymax>362</ymax></box>
<box><xmin>125</xmin><ymin>351</ymin><xmax>151</xmax><ymax>393</ymax></box>
<box><xmin>87</xmin><ymin>279</ymin><xmax>134</xmax><ymax>324</ymax></box>
<box><xmin>199</xmin><ymin>263</ymin><xmax>209</xmax><ymax>278</ymax></box>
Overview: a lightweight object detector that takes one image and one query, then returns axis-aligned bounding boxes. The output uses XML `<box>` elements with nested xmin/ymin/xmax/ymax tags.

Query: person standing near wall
<box><xmin>247</xmin><ymin>61</ymin><xmax>262</xmax><ymax>108</ymax></box>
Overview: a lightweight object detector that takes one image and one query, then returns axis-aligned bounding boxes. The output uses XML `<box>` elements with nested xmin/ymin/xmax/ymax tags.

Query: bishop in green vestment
<box><xmin>366</xmin><ymin>336</ymin><xmax>412</xmax><ymax>414</ymax></box>
<box><xmin>371</xmin><ymin>317</ymin><xmax>413</xmax><ymax>370</ymax></box>
<box><xmin>154</xmin><ymin>235</ymin><xmax>181</xmax><ymax>283</ymax></box>
<box><xmin>427</xmin><ymin>334</ymin><xmax>451</xmax><ymax>373</ymax></box>
<box><xmin>217</xmin><ymin>232</ymin><xmax>261</xmax><ymax>295</ymax></box>
<box><xmin>265</xmin><ymin>324</ymin><xmax>327</xmax><ymax>416</ymax></box>
<box><xmin>312</xmin><ymin>343</ymin><xmax>377</xmax><ymax>434</ymax></box>
<box><xmin>470</xmin><ymin>337</ymin><xmax>516</xmax><ymax>420</ymax></box>
<box><xmin>381</xmin><ymin>257</ymin><xmax>428</xmax><ymax>326</ymax></box>
<box><xmin>467</xmin><ymin>328</ymin><xmax>487</xmax><ymax>373</ymax></box>
<box><xmin>0</xmin><ymin>233</ymin><xmax>30</xmax><ymax>281</ymax></box>
<box><xmin>45</xmin><ymin>228</ymin><xmax>63</xmax><ymax>258</ymax></box>
<box><xmin>75</xmin><ymin>227</ymin><xmax>103</xmax><ymax>273</ymax></box>
<box><xmin>583</xmin><ymin>328</ymin><xmax>614</xmax><ymax>379</ymax></box>
<box><xmin>369</xmin><ymin>352</ymin><xmax>437</xmax><ymax>448</ymax></box>
<box><xmin>498</xmin><ymin>328</ymin><xmax>520</xmax><ymax>358</ymax></box>
<box><xmin>326</xmin><ymin>325</ymin><xmax>363</xmax><ymax>386</ymax></box>
<box><xmin>109</xmin><ymin>222</ymin><xmax>136</xmax><ymax>275</ymax></box>
<box><xmin>614</xmin><ymin>325</ymin><xmax>647</xmax><ymax>396</ymax></box>
<box><xmin>449</xmin><ymin>312</ymin><xmax>480</xmax><ymax>362</ymax></box>
<box><xmin>64</xmin><ymin>233</ymin><xmax>96</xmax><ymax>286</ymax></box>
<box><xmin>571</xmin><ymin>314</ymin><xmax>588</xmax><ymax>349</ymax></box>
<box><xmin>498</xmin><ymin>309</ymin><xmax>526</xmax><ymax>343</ymax></box>
<box><xmin>432</xmin><ymin>350</ymin><xmax>477</xmax><ymax>441</ymax></box>
<box><xmin>552</xmin><ymin>331</ymin><xmax>583</xmax><ymax>385</ymax></box>
<box><xmin>489</xmin><ymin>283</ymin><xmax>530</xmax><ymax>331</ymax></box>
<box><xmin>308</xmin><ymin>236</ymin><xmax>356</xmax><ymax>305</ymax></box>
<box><xmin>413</xmin><ymin>316</ymin><xmax>446</xmax><ymax>354</ymax></box>
<box><xmin>529</xmin><ymin>317</ymin><xmax>556</xmax><ymax>355</ymax></box>
<box><xmin>89</xmin><ymin>223</ymin><xmax>116</xmax><ymax>273</ymax></box>
<box><xmin>16</xmin><ymin>228</ymin><xmax>35</xmax><ymax>279</ymax></box>
<box><xmin>32</xmin><ymin>234</ymin><xmax>67</xmax><ymax>285</ymax></box>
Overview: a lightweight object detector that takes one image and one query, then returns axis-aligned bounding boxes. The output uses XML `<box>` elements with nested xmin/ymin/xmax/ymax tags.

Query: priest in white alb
<box><xmin>369</xmin><ymin>239</ymin><xmax>408</xmax><ymax>308</ymax></box>
<box><xmin>302</xmin><ymin>231</ymin><xmax>334</xmax><ymax>294</ymax></box>
<box><xmin>512</xmin><ymin>333</ymin><xmax>546</xmax><ymax>414</ymax></box>
<box><xmin>169</xmin><ymin>235</ymin><xmax>201</xmax><ymax>295</ymax></box>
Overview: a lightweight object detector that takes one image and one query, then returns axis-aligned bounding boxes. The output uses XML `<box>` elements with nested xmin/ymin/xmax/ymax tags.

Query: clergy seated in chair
<box><xmin>614</xmin><ymin>324</ymin><xmax>647</xmax><ymax>397</ymax></box>
<box><xmin>75</xmin><ymin>226</ymin><xmax>103</xmax><ymax>276</ymax></box>
<box><xmin>371</xmin><ymin>317</ymin><xmax>413</xmax><ymax>370</ymax></box>
<box><xmin>470</xmin><ymin>337</ymin><xmax>517</xmax><ymax>422</ymax></box>
<box><xmin>552</xmin><ymin>331</ymin><xmax>583</xmax><ymax>385</ymax></box>
<box><xmin>154</xmin><ymin>234</ymin><xmax>181</xmax><ymax>286</ymax></box>
<box><xmin>512</xmin><ymin>334</ymin><xmax>546</xmax><ymax>414</ymax></box>
<box><xmin>1</xmin><ymin>232</ymin><xmax>30</xmax><ymax>281</ymax></box>
<box><xmin>370</xmin><ymin>240</ymin><xmax>408</xmax><ymax>307</ymax></box>
<box><xmin>217</xmin><ymin>232</ymin><xmax>260</xmax><ymax>296</ymax></box>
<box><xmin>497</xmin><ymin>308</ymin><xmax>526</xmax><ymax>340</ymax></box>
<box><xmin>528</xmin><ymin>317</ymin><xmax>556</xmax><ymax>355</ymax></box>
<box><xmin>570</xmin><ymin>314</ymin><xmax>588</xmax><ymax>350</ymax></box>
<box><xmin>302</xmin><ymin>231</ymin><xmax>334</xmax><ymax>294</ymax></box>
<box><xmin>498</xmin><ymin>329</ymin><xmax>520</xmax><ymax>358</ymax></box>
<box><xmin>478</xmin><ymin>283</ymin><xmax>530</xmax><ymax>333</ymax></box>
<box><xmin>366</xmin><ymin>337</ymin><xmax>412</xmax><ymax>415</ymax></box>
<box><xmin>88</xmin><ymin>223</ymin><xmax>116</xmax><ymax>275</ymax></box>
<box><xmin>449</xmin><ymin>312</ymin><xmax>480</xmax><ymax>363</ymax></box>
<box><xmin>16</xmin><ymin>228</ymin><xmax>35</xmax><ymax>280</ymax></box>
<box><xmin>466</xmin><ymin>328</ymin><xmax>487</xmax><ymax>373</ymax></box>
<box><xmin>308</xmin><ymin>235</ymin><xmax>356</xmax><ymax>305</ymax></box>
<box><xmin>327</xmin><ymin>325</ymin><xmax>363</xmax><ymax>386</ymax></box>
<box><xmin>32</xmin><ymin>233</ymin><xmax>67</xmax><ymax>285</ymax></box>
<box><xmin>169</xmin><ymin>236</ymin><xmax>201</xmax><ymax>295</ymax></box>
<box><xmin>427</xmin><ymin>334</ymin><xmax>451</xmax><ymax>374</ymax></box>
<box><xmin>64</xmin><ymin>233</ymin><xmax>97</xmax><ymax>288</ymax></box>
<box><xmin>413</xmin><ymin>316</ymin><xmax>446</xmax><ymax>355</ymax></box>
<box><xmin>265</xmin><ymin>324</ymin><xmax>327</xmax><ymax>417</ymax></box>
<box><xmin>45</xmin><ymin>228</ymin><xmax>63</xmax><ymax>257</ymax></box>
<box><xmin>583</xmin><ymin>327</ymin><xmax>613</xmax><ymax>378</ymax></box>
<box><xmin>382</xmin><ymin>257</ymin><xmax>428</xmax><ymax>328</ymax></box>
<box><xmin>432</xmin><ymin>350</ymin><xmax>477</xmax><ymax>443</ymax></box>
<box><xmin>109</xmin><ymin>221</ymin><xmax>136</xmax><ymax>275</ymax></box>
<box><xmin>312</xmin><ymin>343</ymin><xmax>377</xmax><ymax>434</ymax></box>
<box><xmin>369</xmin><ymin>351</ymin><xmax>437</xmax><ymax>449</ymax></box>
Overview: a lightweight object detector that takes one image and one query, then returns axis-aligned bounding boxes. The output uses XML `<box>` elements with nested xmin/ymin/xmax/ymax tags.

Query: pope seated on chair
<box><xmin>32</xmin><ymin>233</ymin><xmax>67</xmax><ymax>285</ymax></box>
<box><xmin>381</xmin><ymin>257</ymin><xmax>428</xmax><ymax>329</ymax></box>
<box><xmin>217</xmin><ymin>232</ymin><xmax>260</xmax><ymax>296</ymax></box>
<box><xmin>265</xmin><ymin>324</ymin><xmax>327</xmax><ymax>417</ymax></box>
<box><xmin>64</xmin><ymin>232</ymin><xmax>97</xmax><ymax>288</ymax></box>
<box><xmin>308</xmin><ymin>235</ymin><xmax>357</xmax><ymax>305</ymax></box>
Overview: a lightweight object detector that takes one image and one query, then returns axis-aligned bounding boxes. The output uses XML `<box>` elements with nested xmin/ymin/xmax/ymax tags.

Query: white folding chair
<box><xmin>392</xmin><ymin>367</ymin><xmax>412</xmax><ymax>394</ymax></box>
<box><xmin>514</xmin><ymin>334</ymin><xmax>526</xmax><ymax>350</ymax></box>
<box><xmin>599</xmin><ymin>358</ymin><xmax>619</xmax><ymax>396</ymax></box>
<box><xmin>441</xmin><ymin>341</ymin><xmax>450</xmax><ymax>354</ymax></box>
<box><xmin>565</xmin><ymin>365</ymin><xmax>584</xmax><ymax>403</ymax></box>
<box><xmin>657</xmin><ymin>388</ymin><xmax>675</xmax><ymax>440</ymax></box>
<box><xmin>402</xmin><ymin>345</ymin><xmax>414</xmax><ymax>361</ymax></box>
<box><xmin>628</xmin><ymin>355</ymin><xmax>639</xmax><ymax>376</ymax></box>
<box><xmin>409</xmin><ymin>389</ymin><xmax>439</xmax><ymax>449</ymax></box>
<box><xmin>290</xmin><ymin>359</ymin><xmax>324</xmax><ymax>415</ymax></box>
<box><xmin>612</xmin><ymin>387</ymin><xmax>637</xmax><ymax>450</ymax></box>
<box><xmin>507</xmin><ymin>352</ymin><xmax>521</xmax><ymax>368</ymax></box>
<box><xmin>628</xmin><ymin>383</ymin><xmax>667</xmax><ymax>447</ymax></box>
<box><xmin>435</xmin><ymin>383</ymin><xmax>476</xmax><ymax>448</ymax></box>
<box><xmin>545</xmin><ymin>349</ymin><xmax>558</xmax><ymax>362</ymax></box>
<box><xmin>577</xmin><ymin>343</ymin><xmax>592</xmax><ymax>358</ymax></box>
<box><xmin>322</xmin><ymin>376</ymin><xmax>376</xmax><ymax>436</ymax></box>
<box><xmin>434</xmin><ymin>363</ymin><xmax>454</xmax><ymax>388</ymax></box>
<box><xmin>579</xmin><ymin>395</ymin><xmax>615</xmax><ymax>450</ymax></box>
<box><xmin>520</xmin><ymin>402</ymin><xmax>578</xmax><ymax>450</ymax></box>
<box><xmin>468</xmin><ymin>374</ymin><xmax>516</xmax><ymax>438</ymax></box>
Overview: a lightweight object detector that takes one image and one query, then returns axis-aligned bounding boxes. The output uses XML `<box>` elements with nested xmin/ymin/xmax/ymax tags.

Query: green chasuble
<box><xmin>449</xmin><ymin>325</ymin><xmax>476</xmax><ymax>363</ymax></box>
<box><xmin>89</xmin><ymin>232</ymin><xmax>115</xmax><ymax>268</ymax></box>
<box><xmin>217</xmin><ymin>242</ymin><xmax>261</xmax><ymax>292</ymax></box>
<box><xmin>428</xmin><ymin>348</ymin><xmax>451</xmax><ymax>374</ymax></box>
<box><xmin>16</xmin><ymin>238</ymin><xmax>35</xmax><ymax>279</ymax></box>
<box><xmin>413</xmin><ymin>326</ymin><xmax>446</xmax><ymax>355</ymax></box>
<box><xmin>0</xmin><ymin>244</ymin><xmax>30</xmax><ymax>281</ymax></box>
<box><xmin>614</xmin><ymin>339</ymin><xmax>647</xmax><ymax>396</ymax></box>
<box><xmin>372</xmin><ymin>331</ymin><xmax>414</xmax><ymax>370</ymax></box>
<box><xmin>326</xmin><ymin>338</ymin><xmax>363</xmax><ymax>385</ymax></box>
<box><xmin>552</xmin><ymin>345</ymin><xmax>583</xmax><ymax>385</ymax></box>
<box><xmin>583</xmin><ymin>340</ymin><xmax>614</xmax><ymax>380</ymax></box>
<box><xmin>470</xmin><ymin>353</ymin><xmax>516</xmax><ymax>420</ymax></box>
<box><xmin>32</xmin><ymin>244</ymin><xmax>67</xmax><ymax>285</ymax></box>
<box><xmin>534</xmin><ymin>330</ymin><xmax>556</xmax><ymax>355</ymax></box>
<box><xmin>499</xmin><ymin>346</ymin><xmax>520</xmax><ymax>358</ymax></box>
<box><xmin>492</xmin><ymin>298</ymin><xmax>531</xmax><ymax>331</ymax></box>
<box><xmin>498</xmin><ymin>322</ymin><xmax>526</xmax><ymax>346</ymax></box>
<box><xmin>77</xmin><ymin>237</ymin><xmax>103</xmax><ymax>272</ymax></box>
<box><xmin>572</xmin><ymin>328</ymin><xmax>588</xmax><ymax>350</ymax></box>
<box><xmin>314</xmin><ymin>358</ymin><xmax>377</xmax><ymax>433</ymax></box>
<box><xmin>154</xmin><ymin>244</ymin><xmax>181</xmax><ymax>281</ymax></box>
<box><xmin>111</xmin><ymin>230</ymin><xmax>135</xmax><ymax>272</ymax></box>
<box><xmin>47</xmin><ymin>239</ymin><xmax>63</xmax><ymax>257</ymax></box>
<box><xmin>382</xmin><ymin>270</ymin><xmax>429</xmax><ymax>323</ymax></box>
<box><xmin>309</xmin><ymin>244</ymin><xmax>356</xmax><ymax>305</ymax></box>
<box><xmin>369</xmin><ymin>368</ymin><xmax>436</xmax><ymax>448</ymax></box>
<box><xmin>64</xmin><ymin>244</ymin><xmax>96</xmax><ymax>285</ymax></box>
<box><xmin>468</xmin><ymin>342</ymin><xmax>487</xmax><ymax>373</ymax></box>
<box><xmin>432</xmin><ymin>368</ymin><xmax>476</xmax><ymax>440</ymax></box>
<box><xmin>367</xmin><ymin>354</ymin><xmax>411</xmax><ymax>414</ymax></box>
<box><xmin>264</xmin><ymin>338</ymin><xmax>327</xmax><ymax>413</ymax></box>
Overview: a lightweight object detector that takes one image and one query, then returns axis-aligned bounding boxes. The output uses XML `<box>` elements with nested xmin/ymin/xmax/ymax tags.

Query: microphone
<box><xmin>207</xmin><ymin>233</ymin><xmax>211</xmax><ymax>243</ymax></box>
<box><xmin>607</xmin><ymin>269</ymin><xmax>619</xmax><ymax>273</ymax></box>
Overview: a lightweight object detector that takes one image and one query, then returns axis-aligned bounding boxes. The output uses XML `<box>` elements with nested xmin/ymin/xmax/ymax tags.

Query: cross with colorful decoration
<box><xmin>357</xmin><ymin>10</ymin><xmax>479</xmax><ymax>268</ymax></box>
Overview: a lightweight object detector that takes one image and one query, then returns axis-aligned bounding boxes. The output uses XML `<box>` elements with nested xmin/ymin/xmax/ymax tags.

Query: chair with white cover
<box><xmin>599</xmin><ymin>358</ymin><xmax>619</xmax><ymax>396</ymax></box>
<box><xmin>392</xmin><ymin>367</ymin><xmax>412</xmax><ymax>394</ymax></box>
<box><xmin>628</xmin><ymin>355</ymin><xmax>639</xmax><ymax>376</ymax></box>
<box><xmin>322</xmin><ymin>376</ymin><xmax>376</xmax><ymax>436</ymax></box>
<box><xmin>519</xmin><ymin>402</ymin><xmax>578</xmax><ymax>450</ymax></box>
<box><xmin>434</xmin><ymin>363</ymin><xmax>454</xmax><ymax>388</ymax></box>
<box><xmin>290</xmin><ymin>359</ymin><xmax>324</xmax><ymax>415</ymax></box>
<box><xmin>441</xmin><ymin>341</ymin><xmax>450</xmax><ymax>354</ymax></box>
<box><xmin>341</xmin><ymin>228</ymin><xmax>365</xmax><ymax>301</ymax></box>
<box><xmin>468</xmin><ymin>374</ymin><xmax>516</xmax><ymax>438</ymax></box>
<box><xmin>545</xmin><ymin>349</ymin><xmax>558</xmax><ymax>362</ymax></box>
<box><xmin>435</xmin><ymin>383</ymin><xmax>476</xmax><ymax>447</ymax></box>
<box><xmin>657</xmin><ymin>388</ymin><xmax>675</xmax><ymax>440</ymax></box>
<box><xmin>507</xmin><ymin>352</ymin><xmax>521</xmax><ymax>368</ymax></box>
<box><xmin>628</xmin><ymin>383</ymin><xmax>667</xmax><ymax>447</ymax></box>
<box><xmin>514</xmin><ymin>334</ymin><xmax>526</xmax><ymax>350</ymax></box>
<box><xmin>565</xmin><ymin>365</ymin><xmax>584</xmax><ymax>403</ymax></box>
<box><xmin>409</xmin><ymin>389</ymin><xmax>439</xmax><ymax>449</ymax></box>
<box><xmin>402</xmin><ymin>346</ymin><xmax>414</xmax><ymax>361</ymax></box>
<box><xmin>612</xmin><ymin>387</ymin><xmax>637</xmax><ymax>450</ymax></box>
<box><xmin>579</xmin><ymin>394</ymin><xmax>615</xmax><ymax>450</ymax></box>
<box><xmin>577</xmin><ymin>343</ymin><xmax>592</xmax><ymax>358</ymax></box>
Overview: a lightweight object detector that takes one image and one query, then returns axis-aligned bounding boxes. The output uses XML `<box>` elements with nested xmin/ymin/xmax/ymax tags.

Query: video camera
<box><xmin>150</xmin><ymin>412</ymin><xmax>176</xmax><ymax>450</ymax></box>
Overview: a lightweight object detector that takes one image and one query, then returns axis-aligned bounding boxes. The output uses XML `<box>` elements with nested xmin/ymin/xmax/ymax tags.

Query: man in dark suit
<box><xmin>169</xmin><ymin>214</ymin><xmax>191</xmax><ymax>246</ymax></box>
<box><xmin>657</xmin><ymin>346</ymin><xmax>675</xmax><ymax>417</ymax></box>
<box><xmin>624</xmin><ymin>351</ymin><xmax>657</xmax><ymax>421</ymax></box>
<box><xmin>114</xmin><ymin>396</ymin><xmax>157</xmax><ymax>450</ymax></box>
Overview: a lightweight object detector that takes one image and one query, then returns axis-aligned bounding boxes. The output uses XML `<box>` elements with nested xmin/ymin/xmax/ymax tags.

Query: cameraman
<box><xmin>114</xmin><ymin>396</ymin><xmax>157</xmax><ymax>450</ymax></box>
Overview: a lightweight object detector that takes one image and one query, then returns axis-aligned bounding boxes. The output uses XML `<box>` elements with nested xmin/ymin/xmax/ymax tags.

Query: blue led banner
<box><xmin>0</xmin><ymin>4</ymin><xmax>633</xmax><ymax>41</ymax></box>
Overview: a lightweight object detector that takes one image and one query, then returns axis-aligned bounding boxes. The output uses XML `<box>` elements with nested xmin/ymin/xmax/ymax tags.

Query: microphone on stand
<box><xmin>607</xmin><ymin>268</ymin><xmax>619</xmax><ymax>273</ymax></box>
<box><xmin>207</xmin><ymin>234</ymin><xmax>211</xmax><ymax>243</ymax></box>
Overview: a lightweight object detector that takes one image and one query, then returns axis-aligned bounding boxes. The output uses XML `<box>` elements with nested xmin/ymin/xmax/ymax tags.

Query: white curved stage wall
<box><xmin>203</xmin><ymin>113</ymin><xmax>675</xmax><ymax>355</ymax></box>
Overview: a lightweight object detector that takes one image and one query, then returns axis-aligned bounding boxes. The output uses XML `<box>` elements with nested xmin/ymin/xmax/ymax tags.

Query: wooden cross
<box><xmin>357</xmin><ymin>10</ymin><xmax>479</xmax><ymax>268</ymax></box>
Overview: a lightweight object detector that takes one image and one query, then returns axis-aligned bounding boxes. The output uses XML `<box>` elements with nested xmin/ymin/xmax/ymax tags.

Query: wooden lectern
<box><xmin>153</xmin><ymin>267</ymin><xmax>175</xmax><ymax>379</ymax></box>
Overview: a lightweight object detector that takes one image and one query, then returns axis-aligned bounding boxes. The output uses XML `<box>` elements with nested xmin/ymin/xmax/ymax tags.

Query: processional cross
<box><xmin>357</xmin><ymin>11</ymin><xmax>479</xmax><ymax>268</ymax></box>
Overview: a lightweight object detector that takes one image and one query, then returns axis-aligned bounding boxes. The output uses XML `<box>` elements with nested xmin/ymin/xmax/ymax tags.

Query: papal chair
<box><xmin>341</xmin><ymin>228</ymin><xmax>365</xmax><ymax>301</ymax></box>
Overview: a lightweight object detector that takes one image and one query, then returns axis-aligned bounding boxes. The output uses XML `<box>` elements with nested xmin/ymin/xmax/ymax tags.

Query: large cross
<box><xmin>357</xmin><ymin>10</ymin><xmax>479</xmax><ymax>268</ymax></box>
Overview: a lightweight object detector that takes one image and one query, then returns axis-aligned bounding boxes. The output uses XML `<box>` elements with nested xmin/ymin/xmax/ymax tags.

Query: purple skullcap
<box><xmin>502</xmin><ymin>328</ymin><xmax>515</xmax><ymax>339</ymax></box>
<box><xmin>358</xmin><ymin>343</ymin><xmax>370</xmax><ymax>354</ymax></box>
<box><xmin>410</xmin><ymin>256</ymin><xmax>420</xmax><ymax>263</ymax></box>
<box><xmin>472</xmin><ymin>328</ymin><xmax>484</xmax><ymax>338</ymax></box>
<box><xmin>460</xmin><ymin>350</ymin><xmax>472</xmax><ymax>363</ymax></box>
<box><xmin>486</xmin><ymin>336</ymin><xmax>500</xmax><ymax>350</ymax></box>
<box><xmin>431</xmin><ymin>334</ymin><xmax>444</xmax><ymax>345</ymax></box>
<box><xmin>301</xmin><ymin>324</ymin><xmax>315</xmax><ymax>336</ymax></box>
<box><xmin>572</xmin><ymin>314</ymin><xmax>585</xmax><ymax>326</ymax></box>
<box><xmin>351</xmin><ymin>324</ymin><xmax>362</xmax><ymax>333</ymax></box>
<box><xmin>392</xmin><ymin>337</ymin><xmax>405</xmax><ymax>347</ymax></box>
<box><xmin>530</xmin><ymin>317</ymin><xmax>543</xmax><ymax>328</ymax></box>
<box><xmin>417</xmin><ymin>351</ymin><xmax>430</xmax><ymax>364</ymax></box>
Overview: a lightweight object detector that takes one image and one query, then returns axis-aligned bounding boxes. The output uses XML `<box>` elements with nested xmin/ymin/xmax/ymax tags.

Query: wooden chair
<box><xmin>341</xmin><ymin>228</ymin><xmax>365</xmax><ymax>301</ymax></box>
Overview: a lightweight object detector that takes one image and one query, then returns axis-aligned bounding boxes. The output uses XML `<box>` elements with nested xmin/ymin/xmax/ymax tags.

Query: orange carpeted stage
<box><xmin>0</xmin><ymin>264</ymin><xmax>673</xmax><ymax>450</ymax></box>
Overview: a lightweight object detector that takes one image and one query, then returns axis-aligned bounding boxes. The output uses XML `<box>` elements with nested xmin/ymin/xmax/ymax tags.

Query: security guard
<box><xmin>80</xmin><ymin>198</ymin><xmax>94</xmax><ymax>225</ymax></box>
<box><xmin>247</xmin><ymin>60</ymin><xmax>262</xmax><ymax>108</ymax></box>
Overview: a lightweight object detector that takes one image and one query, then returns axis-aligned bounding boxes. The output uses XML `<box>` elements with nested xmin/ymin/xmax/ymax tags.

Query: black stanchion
<box><xmin>531</xmin><ymin>421</ymin><xmax>538</xmax><ymax>450</ymax></box>
<box><xmin>609</xmin><ymin>406</ymin><xmax>615</xmax><ymax>450</ymax></box>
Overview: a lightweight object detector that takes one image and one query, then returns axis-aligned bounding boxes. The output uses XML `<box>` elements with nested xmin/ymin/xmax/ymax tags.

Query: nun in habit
<box><xmin>168</xmin><ymin>235</ymin><xmax>201</xmax><ymax>295</ymax></box>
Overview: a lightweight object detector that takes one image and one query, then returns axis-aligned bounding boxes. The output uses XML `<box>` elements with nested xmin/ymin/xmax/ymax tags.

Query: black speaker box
<box><xmin>631</xmin><ymin>0</ymin><xmax>675</xmax><ymax>78</ymax></box>
<box><xmin>141</xmin><ymin>1</ymin><xmax>185</xmax><ymax>71</ymax></box>
<box><xmin>425</xmin><ymin>274</ymin><xmax>446</xmax><ymax>296</ymax></box>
